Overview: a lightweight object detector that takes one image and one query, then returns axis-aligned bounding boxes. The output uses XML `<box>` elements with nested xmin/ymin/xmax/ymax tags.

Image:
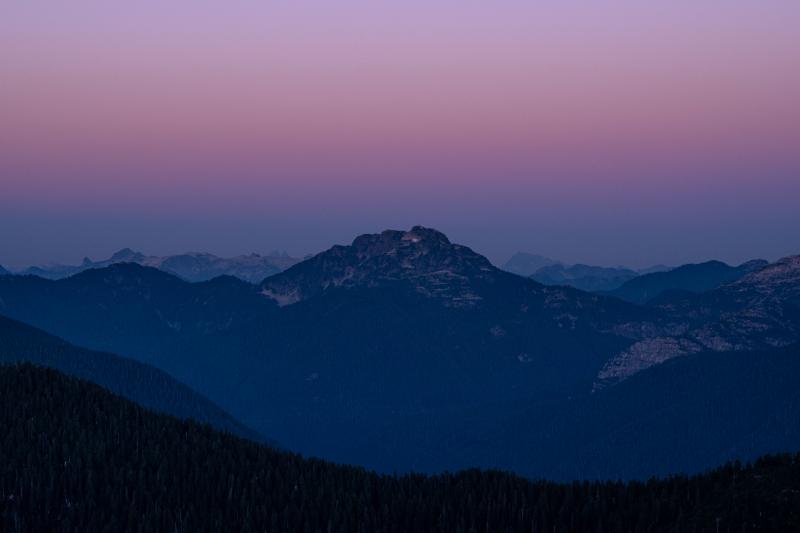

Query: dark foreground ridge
<box><xmin>0</xmin><ymin>314</ymin><xmax>262</xmax><ymax>442</ymax></box>
<box><xmin>2</xmin><ymin>364</ymin><xmax>799</xmax><ymax>532</ymax></box>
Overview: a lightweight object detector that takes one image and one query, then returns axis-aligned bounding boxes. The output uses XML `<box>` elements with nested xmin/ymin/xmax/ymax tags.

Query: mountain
<box><xmin>501</xmin><ymin>252</ymin><xmax>559</xmax><ymax>276</ymax></box>
<box><xmin>607</xmin><ymin>259</ymin><xmax>768</xmax><ymax>304</ymax></box>
<box><xmin>1</xmin><ymin>227</ymin><xmax>799</xmax><ymax>480</ymax></box>
<box><xmin>0</xmin><ymin>314</ymin><xmax>260</xmax><ymax>441</ymax></box>
<box><xmin>531</xmin><ymin>263</ymin><xmax>638</xmax><ymax>292</ymax></box>
<box><xmin>261</xmin><ymin>226</ymin><xmax>504</xmax><ymax>307</ymax></box>
<box><xmin>17</xmin><ymin>248</ymin><xmax>301</xmax><ymax>283</ymax></box>
<box><xmin>0</xmin><ymin>227</ymin><xmax>645</xmax><ymax>474</ymax></box>
<box><xmin>0</xmin><ymin>263</ymin><xmax>278</xmax><ymax>371</ymax></box>
<box><xmin>595</xmin><ymin>255</ymin><xmax>800</xmax><ymax>387</ymax></box>
<box><xmin>483</xmin><ymin>343</ymin><xmax>800</xmax><ymax>480</ymax></box>
<box><xmin>0</xmin><ymin>264</ymin><xmax>9</xmax><ymax>276</ymax></box>
<box><xmin>3</xmin><ymin>364</ymin><xmax>799</xmax><ymax>532</ymax></box>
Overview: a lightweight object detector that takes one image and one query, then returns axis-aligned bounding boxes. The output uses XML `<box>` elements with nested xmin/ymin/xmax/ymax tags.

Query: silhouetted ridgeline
<box><xmin>607</xmin><ymin>259</ymin><xmax>768</xmax><ymax>304</ymax></box>
<box><xmin>0</xmin><ymin>314</ymin><xmax>262</xmax><ymax>442</ymax></box>
<box><xmin>2</xmin><ymin>364</ymin><xmax>799</xmax><ymax>532</ymax></box>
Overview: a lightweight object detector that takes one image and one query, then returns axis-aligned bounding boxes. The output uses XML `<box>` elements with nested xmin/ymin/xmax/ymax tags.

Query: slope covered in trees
<box><xmin>0</xmin><ymin>315</ymin><xmax>261</xmax><ymax>441</ymax></box>
<box><xmin>2</xmin><ymin>364</ymin><xmax>799</xmax><ymax>532</ymax></box>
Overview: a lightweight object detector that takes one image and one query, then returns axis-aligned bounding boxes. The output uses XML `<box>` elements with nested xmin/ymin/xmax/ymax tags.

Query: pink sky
<box><xmin>1</xmin><ymin>1</ymin><xmax>799</xmax><ymax>268</ymax></box>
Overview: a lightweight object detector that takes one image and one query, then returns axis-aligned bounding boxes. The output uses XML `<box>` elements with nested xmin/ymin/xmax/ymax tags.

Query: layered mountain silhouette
<box><xmin>607</xmin><ymin>259</ymin><xmax>768</xmax><ymax>304</ymax></box>
<box><xmin>596</xmin><ymin>255</ymin><xmax>800</xmax><ymax>388</ymax></box>
<box><xmin>0</xmin><ymin>264</ymin><xmax>9</xmax><ymax>276</ymax></box>
<box><xmin>531</xmin><ymin>263</ymin><xmax>638</xmax><ymax>291</ymax></box>
<box><xmin>0</xmin><ymin>264</ymin><xmax>277</xmax><ymax>370</ymax></box>
<box><xmin>16</xmin><ymin>248</ymin><xmax>300</xmax><ymax>283</ymax></box>
<box><xmin>502</xmin><ymin>253</ymin><xmax>675</xmax><ymax>292</ymax></box>
<box><xmin>0</xmin><ymin>226</ymin><xmax>798</xmax><ymax>479</ymax></box>
<box><xmin>0</xmin><ymin>314</ymin><xmax>261</xmax><ymax>441</ymax></box>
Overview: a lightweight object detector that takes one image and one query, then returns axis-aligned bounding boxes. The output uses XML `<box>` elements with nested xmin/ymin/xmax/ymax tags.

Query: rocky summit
<box><xmin>260</xmin><ymin>226</ymin><xmax>499</xmax><ymax>307</ymax></box>
<box><xmin>595</xmin><ymin>255</ymin><xmax>800</xmax><ymax>389</ymax></box>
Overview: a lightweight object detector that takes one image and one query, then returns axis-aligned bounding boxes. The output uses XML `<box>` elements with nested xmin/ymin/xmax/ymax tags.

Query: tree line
<box><xmin>1</xmin><ymin>363</ymin><xmax>798</xmax><ymax>532</ymax></box>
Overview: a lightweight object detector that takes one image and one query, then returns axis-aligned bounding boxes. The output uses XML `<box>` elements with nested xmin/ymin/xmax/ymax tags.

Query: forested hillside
<box><xmin>2</xmin><ymin>364</ymin><xmax>799</xmax><ymax>533</ymax></box>
<box><xmin>0</xmin><ymin>315</ymin><xmax>261</xmax><ymax>441</ymax></box>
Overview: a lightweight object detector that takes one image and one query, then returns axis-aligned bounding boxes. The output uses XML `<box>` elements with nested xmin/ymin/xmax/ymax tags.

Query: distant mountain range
<box><xmin>0</xmin><ymin>226</ymin><xmax>798</xmax><ymax>479</ymax></box>
<box><xmin>502</xmin><ymin>253</ymin><xmax>669</xmax><ymax>291</ymax></box>
<box><xmin>0</xmin><ymin>314</ymin><xmax>261</xmax><ymax>441</ymax></box>
<box><xmin>502</xmin><ymin>252</ymin><xmax>768</xmax><ymax>297</ymax></box>
<box><xmin>14</xmin><ymin>248</ymin><xmax>301</xmax><ymax>283</ymax></box>
<box><xmin>0</xmin><ymin>264</ymin><xmax>9</xmax><ymax>276</ymax></box>
<box><xmin>502</xmin><ymin>252</ymin><xmax>670</xmax><ymax>278</ymax></box>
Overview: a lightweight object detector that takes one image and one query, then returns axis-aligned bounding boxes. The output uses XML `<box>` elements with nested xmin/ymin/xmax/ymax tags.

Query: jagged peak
<box><xmin>349</xmin><ymin>226</ymin><xmax>452</xmax><ymax>253</ymax></box>
<box><xmin>261</xmin><ymin>226</ymin><xmax>497</xmax><ymax>307</ymax></box>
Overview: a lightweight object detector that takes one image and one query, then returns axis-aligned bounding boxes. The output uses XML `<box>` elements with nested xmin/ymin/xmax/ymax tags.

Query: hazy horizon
<box><xmin>1</xmin><ymin>222</ymin><xmax>795</xmax><ymax>272</ymax></box>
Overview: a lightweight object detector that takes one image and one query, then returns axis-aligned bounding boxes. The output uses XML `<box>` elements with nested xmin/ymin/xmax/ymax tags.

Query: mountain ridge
<box><xmin>607</xmin><ymin>258</ymin><xmax>768</xmax><ymax>304</ymax></box>
<box><xmin>595</xmin><ymin>254</ymin><xmax>800</xmax><ymax>388</ymax></box>
<box><xmin>0</xmin><ymin>227</ymin><xmax>647</xmax><ymax>473</ymax></box>
<box><xmin>1</xmin><ymin>227</ymin><xmax>799</xmax><ymax>479</ymax></box>
<box><xmin>0</xmin><ymin>313</ymin><xmax>263</xmax><ymax>441</ymax></box>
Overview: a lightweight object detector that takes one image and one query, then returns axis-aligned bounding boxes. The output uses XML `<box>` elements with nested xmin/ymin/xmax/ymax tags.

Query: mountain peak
<box><xmin>261</xmin><ymin>226</ymin><xmax>497</xmax><ymax>306</ymax></box>
<box><xmin>406</xmin><ymin>225</ymin><xmax>451</xmax><ymax>243</ymax></box>
<box><xmin>348</xmin><ymin>226</ymin><xmax>455</xmax><ymax>258</ymax></box>
<box><xmin>110</xmin><ymin>248</ymin><xmax>145</xmax><ymax>262</ymax></box>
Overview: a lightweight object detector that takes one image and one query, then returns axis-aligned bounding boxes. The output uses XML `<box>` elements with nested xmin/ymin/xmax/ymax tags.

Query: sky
<box><xmin>1</xmin><ymin>1</ymin><xmax>799</xmax><ymax>269</ymax></box>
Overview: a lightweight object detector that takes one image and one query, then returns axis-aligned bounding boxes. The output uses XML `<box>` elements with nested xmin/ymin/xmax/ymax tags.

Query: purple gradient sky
<box><xmin>1</xmin><ymin>1</ymin><xmax>799</xmax><ymax>269</ymax></box>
